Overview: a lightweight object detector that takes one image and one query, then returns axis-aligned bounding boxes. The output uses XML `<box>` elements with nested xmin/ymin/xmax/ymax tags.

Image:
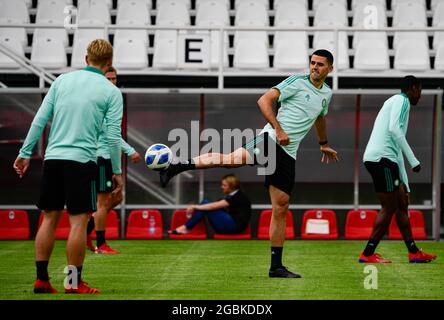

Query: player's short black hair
<box><xmin>400</xmin><ymin>75</ymin><xmax>421</xmax><ymax>93</ymax></box>
<box><xmin>311</xmin><ymin>49</ymin><xmax>334</xmax><ymax>65</ymax></box>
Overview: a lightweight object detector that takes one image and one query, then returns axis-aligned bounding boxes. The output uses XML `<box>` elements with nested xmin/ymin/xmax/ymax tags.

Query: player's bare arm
<box><xmin>257</xmin><ymin>88</ymin><xmax>289</xmax><ymax>146</ymax></box>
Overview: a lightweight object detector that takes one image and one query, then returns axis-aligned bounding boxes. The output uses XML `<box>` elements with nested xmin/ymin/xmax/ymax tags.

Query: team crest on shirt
<box><xmin>305</xmin><ymin>94</ymin><xmax>311</xmax><ymax>101</ymax></box>
<box><xmin>322</xmin><ymin>99</ymin><xmax>327</xmax><ymax>108</ymax></box>
<box><xmin>394</xmin><ymin>179</ymin><xmax>400</xmax><ymax>186</ymax></box>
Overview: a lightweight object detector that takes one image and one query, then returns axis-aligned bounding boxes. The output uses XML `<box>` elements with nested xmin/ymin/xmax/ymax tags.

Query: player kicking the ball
<box><xmin>158</xmin><ymin>50</ymin><xmax>339</xmax><ymax>278</ymax></box>
<box><xmin>359</xmin><ymin>76</ymin><xmax>437</xmax><ymax>264</ymax></box>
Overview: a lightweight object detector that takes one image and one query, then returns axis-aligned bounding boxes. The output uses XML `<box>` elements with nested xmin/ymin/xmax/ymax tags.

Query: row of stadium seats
<box><xmin>1</xmin><ymin>30</ymin><xmax>443</xmax><ymax>71</ymax></box>
<box><xmin>5</xmin><ymin>0</ymin><xmax>444</xmax><ymax>21</ymax></box>
<box><xmin>0</xmin><ymin>209</ymin><xmax>427</xmax><ymax>240</ymax></box>
<box><xmin>4</xmin><ymin>0</ymin><xmax>443</xmax><ymax>26</ymax></box>
<box><xmin>0</xmin><ymin>0</ymin><xmax>443</xmax><ymax>71</ymax></box>
<box><xmin>10</xmin><ymin>0</ymin><xmax>444</xmax><ymax>10</ymax></box>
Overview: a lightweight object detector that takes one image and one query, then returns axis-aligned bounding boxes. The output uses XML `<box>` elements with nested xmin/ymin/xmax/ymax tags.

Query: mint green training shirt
<box><xmin>260</xmin><ymin>74</ymin><xmax>332</xmax><ymax>159</ymax></box>
<box><xmin>363</xmin><ymin>93</ymin><xmax>420</xmax><ymax>192</ymax></box>
<box><xmin>97</xmin><ymin>120</ymin><xmax>135</xmax><ymax>159</ymax></box>
<box><xmin>19</xmin><ymin>66</ymin><xmax>124</xmax><ymax>174</ymax></box>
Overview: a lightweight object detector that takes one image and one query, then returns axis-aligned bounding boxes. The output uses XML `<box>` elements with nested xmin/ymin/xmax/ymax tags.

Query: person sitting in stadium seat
<box><xmin>169</xmin><ymin>174</ymin><xmax>251</xmax><ymax>235</ymax></box>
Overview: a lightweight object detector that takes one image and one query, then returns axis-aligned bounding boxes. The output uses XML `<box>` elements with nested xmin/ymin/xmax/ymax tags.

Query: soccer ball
<box><xmin>144</xmin><ymin>144</ymin><xmax>173</xmax><ymax>171</ymax></box>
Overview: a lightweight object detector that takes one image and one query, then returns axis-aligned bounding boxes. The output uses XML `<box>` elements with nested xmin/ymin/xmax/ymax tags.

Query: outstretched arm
<box><xmin>257</xmin><ymin>88</ymin><xmax>289</xmax><ymax>146</ymax></box>
<box><xmin>314</xmin><ymin>116</ymin><xmax>339</xmax><ymax>163</ymax></box>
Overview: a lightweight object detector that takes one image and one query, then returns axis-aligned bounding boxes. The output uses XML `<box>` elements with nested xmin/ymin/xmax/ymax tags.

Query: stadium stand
<box><xmin>0</xmin><ymin>37</ymin><xmax>24</xmax><ymax>68</ymax></box>
<box><xmin>196</xmin><ymin>0</ymin><xmax>230</xmax><ymax>9</ymax></box>
<box><xmin>274</xmin><ymin>0</ymin><xmax>307</xmax><ymax>9</ymax></box>
<box><xmin>388</xmin><ymin>210</ymin><xmax>427</xmax><ymax>240</ymax></box>
<box><xmin>275</xmin><ymin>2</ymin><xmax>308</xmax><ymax>26</ymax></box>
<box><xmin>233</xmin><ymin>1</ymin><xmax>269</xmax><ymax>69</ymax></box>
<box><xmin>392</xmin><ymin>2</ymin><xmax>427</xmax><ymax>27</ymax></box>
<box><xmin>0</xmin><ymin>27</ymin><xmax>27</xmax><ymax>49</ymax></box>
<box><xmin>77</xmin><ymin>0</ymin><xmax>111</xmax><ymax>26</ymax></box>
<box><xmin>257</xmin><ymin>210</ymin><xmax>295</xmax><ymax>240</ymax></box>
<box><xmin>114</xmin><ymin>38</ymin><xmax>149</xmax><ymax>69</ymax></box>
<box><xmin>235</xmin><ymin>0</ymin><xmax>269</xmax><ymax>9</ymax></box>
<box><xmin>195</xmin><ymin>1</ymin><xmax>230</xmax><ymax>67</ymax></box>
<box><xmin>0</xmin><ymin>0</ymin><xmax>442</xmax><ymax>77</ymax></box>
<box><xmin>391</xmin><ymin>0</ymin><xmax>426</xmax><ymax>9</ymax></box>
<box><xmin>0</xmin><ymin>0</ymin><xmax>29</xmax><ymax>24</ymax></box>
<box><xmin>344</xmin><ymin>209</ymin><xmax>378</xmax><ymax>240</ymax></box>
<box><xmin>313</xmin><ymin>0</ymin><xmax>347</xmax><ymax>10</ymax></box>
<box><xmin>301</xmin><ymin>210</ymin><xmax>339</xmax><ymax>239</ymax></box>
<box><xmin>0</xmin><ymin>210</ymin><xmax>29</xmax><ymax>240</ymax></box>
<box><xmin>314</xmin><ymin>1</ymin><xmax>348</xmax><ymax>27</ymax></box>
<box><xmin>126</xmin><ymin>209</ymin><xmax>163</xmax><ymax>239</ymax></box>
<box><xmin>78</xmin><ymin>0</ymin><xmax>113</xmax><ymax>9</ymax></box>
<box><xmin>168</xmin><ymin>209</ymin><xmax>208</xmax><ymax>239</ymax></box>
<box><xmin>31</xmin><ymin>37</ymin><xmax>68</xmax><ymax>69</ymax></box>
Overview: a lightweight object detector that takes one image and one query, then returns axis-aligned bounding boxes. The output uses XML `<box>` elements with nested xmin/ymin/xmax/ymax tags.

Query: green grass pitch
<box><xmin>0</xmin><ymin>240</ymin><xmax>443</xmax><ymax>300</ymax></box>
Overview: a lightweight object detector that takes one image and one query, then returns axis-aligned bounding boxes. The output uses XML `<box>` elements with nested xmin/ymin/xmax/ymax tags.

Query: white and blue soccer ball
<box><xmin>144</xmin><ymin>144</ymin><xmax>173</xmax><ymax>171</ymax></box>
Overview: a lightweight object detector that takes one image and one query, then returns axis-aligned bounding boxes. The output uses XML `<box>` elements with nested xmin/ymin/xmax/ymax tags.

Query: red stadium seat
<box><xmin>38</xmin><ymin>210</ymin><xmax>71</xmax><ymax>240</ymax></box>
<box><xmin>91</xmin><ymin>210</ymin><xmax>119</xmax><ymax>240</ymax></box>
<box><xmin>257</xmin><ymin>210</ymin><xmax>295</xmax><ymax>240</ymax></box>
<box><xmin>213</xmin><ymin>224</ymin><xmax>252</xmax><ymax>239</ymax></box>
<box><xmin>301</xmin><ymin>209</ymin><xmax>338</xmax><ymax>239</ymax></box>
<box><xmin>0</xmin><ymin>210</ymin><xmax>30</xmax><ymax>240</ymax></box>
<box><xmin>388</xmin><ymin>210</ymin><xmax>426</xmax><ymax>240</ymax></box>
<box><xmin>344</xmin><ymin>210</ymin><xmax>378</xmax><ymax>240</ymax></box>
<box><xmin>126</xmin><ymin>209</ymin><xmax>163</xmax><ymax>239</ymax></box>
<box><xmin>169</xmin><ymin>209</ymin><xmax>207</xmax><ymax>239</ymax></box>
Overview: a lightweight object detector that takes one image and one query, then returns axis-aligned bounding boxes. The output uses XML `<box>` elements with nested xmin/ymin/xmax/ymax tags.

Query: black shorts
<box><xmin>364</xmin><ymin>158</ymin><xmax>401</xmax><ymax>193</ymax></box>
<box><xmin>243</xmin><ymin>133</ymin><xmax>296</xmax><ymax>196</ymax></box>
<box><xmin>37</xmin><ymin>160</ymin><xmax>97</xmax><ymax>215</ymax></box>
<box><xmin>96</xmin><ymin>157</ymin><xmax>113</xmax><ymax>193</ymax></box>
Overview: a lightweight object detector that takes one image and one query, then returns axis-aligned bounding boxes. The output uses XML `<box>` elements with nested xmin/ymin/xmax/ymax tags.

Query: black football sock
<box><xmin>405</xmin><ymin>239</ymin><xmax>419</xmax><ymax>254</ymax></box>
<box><xmin>363</xmin><ymin>238</ymin><xmax>380</xmax><ymax>256</ymax></box>
<box><xmin>96</xmin><ymin>230</ymin><xmax>106</xmax><ymax>247</ymax></box>
<box><xmin>76</xmin><ymin>266</ymin><xmax>83</xmax><ymax>284</ymax></box>
<box><xmin>36</xmin><ymin>261</ymin><xmax>49</xmax><ymax>281</ymax></box>
<box><xmin>86</xmin><ymin>217</ymin><xmax>95</xmax><ymax>235</ymax></box>
<box><xmin>270</xmin><ymin>247</ymin><xmax>283</xmax><ymax>270</ymax></box>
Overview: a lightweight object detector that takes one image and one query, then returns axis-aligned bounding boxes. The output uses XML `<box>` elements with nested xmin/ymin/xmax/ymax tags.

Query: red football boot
<box><xmin>34</xmin><ymin>279</ymin><xmax>58</xmax><ymax>293</ymax></box>
<box><xmin>359</xmin><ymin>252</ymin><xmax>392</xmax><ymax>263</ymax></box>
<box><xmin>65</xmin><ymin>280</ymin><xmax>101</xmax><ymax>294</ymax></box>
<box><xmin>95</xmin><ymin>243</ymin><xmax>120</xmax><ymax>254</ymax></box>
<box><xmin>408</xmin><ymin>250</ymin><xmax>437</xmax><ymax>263</ymax></box>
